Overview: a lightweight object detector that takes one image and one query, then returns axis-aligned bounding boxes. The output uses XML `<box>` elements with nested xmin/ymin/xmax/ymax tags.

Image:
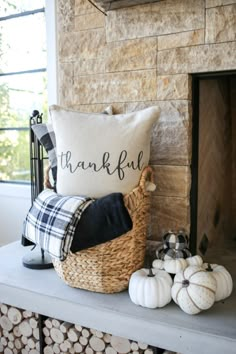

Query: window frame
<box><xmin>0</xmin><ymin>0</ymin><xmax>58</xmax><ymax>195</ymax></box>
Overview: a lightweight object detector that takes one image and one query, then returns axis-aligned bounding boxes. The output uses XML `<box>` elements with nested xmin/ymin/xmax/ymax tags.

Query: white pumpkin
<box><xmin>128</xmin><ymin>268</ymin><xmax>173</xmax><ymax>309</ymax></box>
<box><xmin>152</xmin><ymin>259</ymin><xmax>164</xmax><ymax>270</ymax></box>
<box><xmin>164</xmin><ymin>258</ymin><xmax>187</xmax><ymax>274</ymax></box>
<box><xmin>203</xmin><ymin>263</ymin><xmax>233</xmax><ymax>302</ymax></box>
<box><xmin>186</xmin><ymin>255</ymin><xmax>203</xmax><ymax>267</ymax></box>
<box><xmin>171</xmin><ymin>265</ymin><xmax>217</xmax><ymax>315</ymax></box>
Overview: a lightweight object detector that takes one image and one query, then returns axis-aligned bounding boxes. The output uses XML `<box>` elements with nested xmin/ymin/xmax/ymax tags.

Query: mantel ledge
<box><xmin>91</xmin><ymin>0</ymin><xmax>161</xmax><ymax>12</ymax></box>
<box><xmin>0</xmin><ymin>241</ymin><xmax>236</xmax><ymax>354</ymax></box>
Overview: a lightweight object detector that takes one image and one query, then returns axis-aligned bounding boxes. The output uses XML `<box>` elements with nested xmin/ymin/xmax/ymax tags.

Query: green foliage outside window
<box><xmin>0</xmin><ymin>0</ymin><xmax>47</xmax><ymax>183</ymax></box>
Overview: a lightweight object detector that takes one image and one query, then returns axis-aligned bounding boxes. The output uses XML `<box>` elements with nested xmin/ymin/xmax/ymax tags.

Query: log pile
<box><xmin>43</xmin><ymin>317</ymin><xmax>155</xmax><ymax>354</ymax></box>
<box><xmin>0</xmin><ymin>303</ymin><xmax>176</xmax><ymax>354</ymax></box>
<box><xmin>0</xmin><ymin>303</ymin><xmax>40</xmax><ymax>354</ymax></box>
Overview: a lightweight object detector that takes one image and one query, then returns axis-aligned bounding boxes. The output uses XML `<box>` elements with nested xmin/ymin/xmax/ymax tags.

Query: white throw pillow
<box><xmin>50</xmin><ymin>105</ymin><xmax>160</xmax><ymax>198</ymax></box>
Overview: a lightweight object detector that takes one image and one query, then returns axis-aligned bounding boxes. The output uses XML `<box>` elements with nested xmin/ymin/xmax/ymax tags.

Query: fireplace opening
<box><xmin>191</xmin><ymin>71</ymin><xmax>236</xmax><ymax>262</ymax></box>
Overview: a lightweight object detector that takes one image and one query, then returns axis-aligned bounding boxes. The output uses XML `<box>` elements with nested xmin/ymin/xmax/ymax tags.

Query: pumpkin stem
<box><xmin>182</xmin><ymin>279</ymin><xmax>190</xmax><ymax>287</ymax></box>
<box><xmin>148</xmin><ymin>268</ymin><xmax>155</xmax><ymax>277</ymax></box>
<box><xmin>206</xmin><ymin>263</ymin><xmax>213</xmax><ymax>272</ymax></box>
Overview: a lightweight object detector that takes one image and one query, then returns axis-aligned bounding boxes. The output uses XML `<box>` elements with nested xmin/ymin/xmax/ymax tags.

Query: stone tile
<box><xmin>158</xmin><ymin>29</ymin><xmax>204</xmax><ymax>51</ymax></box>
<box><xmin>151</xmin><ymin>102</ymin><xmax>192</xmax><ymax>165</ymax></box>
<box><xmin>152</xmin><ymin>165</ymin><xmax>191</xmax><ymax>198</ymax></box>
<box><xmin>59</xmin><ymin>29</ymin><xmax>106</xmax><ymax>61</ymax></box>
<box><xmin>58</xmin><ymin>62</ymin><xmax>74</xmax><ymax>107</ymax></box>
<box><xmin>206</xmin><ymin>5</ymin><xmax>236</xmax><ymax>43</ymax></box>
<box><xmin>206</xmin><ymin>0</ymin><xmax>236</xmax><ymax>8</ymax></box>
<box><xmin>157</xmin><ymin>42</ymin><xmax>236</xmax><ymax>74</ymax></box>
<box><xmin>63</xmin><ymin>102</ymin><xmax>124</xmax><ymax>114</ymax></box>
<box><xmin>106</xmin><ymin>4</ymin><xmax>151</xmax><ymax>42</ymax></box>
<box><xmin>75</xmin><ymin>0</ymin><xmax>97</xmax><ymax>14</ymax></box>
<box><xmin>57</xmin><ymin>0</ymin><xmax>75</xmax><ymax>32</ymax></box>
<box><xmin>58</xmin><ymin>32</ymin><xmax>77</xmax><ymax>61</ymax></box>
<box><xmin>74</xmin><ymin>12</ymin><xmax>105</xmax><ymax>31</ymax></box>
<box><xmin>150</xmin><ymin>196</ymin><xmax>190</xmax><ymax>241</ymax></box>
<box><xmin>74</xmin><ymin>58</ymin><xmax>106</xmax><ymax>75</ymax></box>
<box><xmin>70</xmin><ymin>103</ymin><xmax>125</xmax><ymax>114</ymax></box>
<box><xmin>106</xmin><ymin>37</ymin><xmax>157</xmax><ymax>72</ymax></box>
<box><xmin>73</xmin><ymin>70</ymin><xmax>157</xmax><ymax>104</ymax></box>
<box><xmin>156</xmin><ymin>75</ymin><xmax>191</xmax><ymax>100</ymax></box>
<box><xmin>106</xmin><ymin>0</ymin><xmax>204</xmax><ymax>42</ymax></box>
<box><xmin>126</xmin><ymin>100</ymin><xmax>192</xmax><ymax>166</ymax></box>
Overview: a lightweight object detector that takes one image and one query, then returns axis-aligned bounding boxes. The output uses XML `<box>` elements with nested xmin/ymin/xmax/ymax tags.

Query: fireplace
<box><xmin>191</xmin><ymin>71</ymin><xmax>236</xmax><ymax>260</ymax></box>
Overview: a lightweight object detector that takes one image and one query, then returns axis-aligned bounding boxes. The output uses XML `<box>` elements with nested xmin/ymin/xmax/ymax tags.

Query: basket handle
<box><xmin>139</xmin><ymin>166</ymin><xmax>155</xmax><ymax>194</ymax></box>
<box><xmin>44</xmin><ymin>166</ymin><xmax>53</xmax><ymax>189</ymax></box>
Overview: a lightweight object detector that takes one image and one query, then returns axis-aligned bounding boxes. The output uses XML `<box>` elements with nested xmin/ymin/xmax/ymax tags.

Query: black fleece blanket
<box><xmin>70</xmin><ymin>193</ymin><xmax>133</xmax><ymax>253</ymax></box>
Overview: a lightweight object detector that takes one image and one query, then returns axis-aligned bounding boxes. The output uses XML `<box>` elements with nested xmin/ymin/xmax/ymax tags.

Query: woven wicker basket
<box><xmin>51</xmin><ymin>166</ymin><xmax>153</xmax><ymax>293</ymax></box>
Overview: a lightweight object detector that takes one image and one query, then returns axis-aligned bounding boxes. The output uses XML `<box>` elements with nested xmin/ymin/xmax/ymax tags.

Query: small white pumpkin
<box><xmin>171</xmin><ymin>265</ymin><xmax>217</xmax><ymax>315</ymax></box>
<box><xmin>186</xmin><ymin>255</ymin><xmax>203</xmax><ymax>267</ymax></box>
<box><xmin>152</xmin><ymin>259</ymin><xmax>164</xmax><ymax>270</ymax></box>
<box><xmin>164</xmin><ymin>258</ymin><xmax>187</xmax><ymax>274</ymax></box>
<box><xmin>203</xmin><ymin>263</ymin><xmax>233</xmax><ymax>302</ymax></box>
<box><xmin>128</xmin><ymin>268</ymin><xmax>173</xmax><ymax>309</ymax></box>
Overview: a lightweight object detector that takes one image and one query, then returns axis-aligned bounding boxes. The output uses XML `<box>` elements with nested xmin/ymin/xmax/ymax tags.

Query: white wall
<box><xmin>0</xmin><ymin>184</ymin><xmax>31</xmax><ymax>246</ymax></box>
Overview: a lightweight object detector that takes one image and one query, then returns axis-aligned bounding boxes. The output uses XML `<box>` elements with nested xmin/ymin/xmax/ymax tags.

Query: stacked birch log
<box><xmin>0</xmin><ymin>303</ymin><xmax>40</xmax><ymax>354</ymax></box>
<box><xmin>0</xmin><ymin>303</ymin><xmax>176</xmax><ymax>354</ymax></box>
<box><xmin>43</xmin><ymin>317</ymin><xmax>154</xmax><ymax>354</ymax></box>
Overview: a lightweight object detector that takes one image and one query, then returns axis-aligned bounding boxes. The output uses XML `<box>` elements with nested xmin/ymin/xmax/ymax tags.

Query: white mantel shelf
<box><xmin>0</xmin><ymin>242</ymin><xmax>236</xmax><ymax>354</ymax></box>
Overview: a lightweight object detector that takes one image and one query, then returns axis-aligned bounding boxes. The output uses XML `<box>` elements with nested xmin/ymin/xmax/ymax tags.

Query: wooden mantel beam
<box><xmin>89</xmin><ymin>0</ymin><xmax>161</xmax><ymax>12</ymax></box>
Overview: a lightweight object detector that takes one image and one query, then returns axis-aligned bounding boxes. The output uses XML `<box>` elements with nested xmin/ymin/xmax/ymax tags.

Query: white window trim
<box><xmin>0</xmin><ymin>0</ymin><xmax>58</xmax><ymax>196</ymax></box>
<box><xmin>0</xmin><ymin>183</ymin><xmax>31</xmax><ymax>199</ymax></box>
<box><xmin>45</xmin><ymin>0</ymin><xmax>58</xmax><ymax>106</ymax></box>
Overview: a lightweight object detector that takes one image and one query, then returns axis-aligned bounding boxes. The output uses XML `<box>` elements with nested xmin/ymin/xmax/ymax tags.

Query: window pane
<box><xmin>0</xmin><ymin>71</ymin><xmax>48</xmax><ymax>128</ymax></box>
<box><xmin>0</xmin><ymin>12</ymin><xmax>46</xmax><ymax>72</ymax></box>
<box><xmin>0</xmin><ymin>0</ymin><xmax>45</xmax><ymax>17</ymax></box>
<box><xmin>0</xmin><ymin>129</ymin><xmax>30</xmax><ymax>182</ymax></box>
<box><xmin>0</xmin><ymin>129</ymin><xmax>49</xmax><ymax>183</ymax></box>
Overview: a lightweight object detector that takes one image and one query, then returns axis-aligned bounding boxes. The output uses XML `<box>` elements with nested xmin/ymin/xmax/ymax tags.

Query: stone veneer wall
<box><xmin>57</xmin><ymin>0</ymin><xmax>236</xmax><ymax>242</ymax></box>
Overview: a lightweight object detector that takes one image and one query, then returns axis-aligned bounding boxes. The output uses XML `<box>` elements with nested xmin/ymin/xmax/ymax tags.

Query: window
<box><xmin>0</xmin><ymin>0</ymin><xmax>48</xmax><ymax>183</ymax></box>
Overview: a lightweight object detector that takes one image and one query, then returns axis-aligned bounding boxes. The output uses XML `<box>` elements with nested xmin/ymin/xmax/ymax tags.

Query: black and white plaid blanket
<box><xmin>22</xmin><ymin>189</ymin><xmax>93</xmax><ymax>260</ymax></box>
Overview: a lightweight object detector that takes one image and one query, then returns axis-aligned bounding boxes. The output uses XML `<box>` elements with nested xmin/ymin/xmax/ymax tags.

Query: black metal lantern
<box><xmin>22</xmin><ymin>110</ymin><xmax>53</xmax><ymax>269</ymax></box>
